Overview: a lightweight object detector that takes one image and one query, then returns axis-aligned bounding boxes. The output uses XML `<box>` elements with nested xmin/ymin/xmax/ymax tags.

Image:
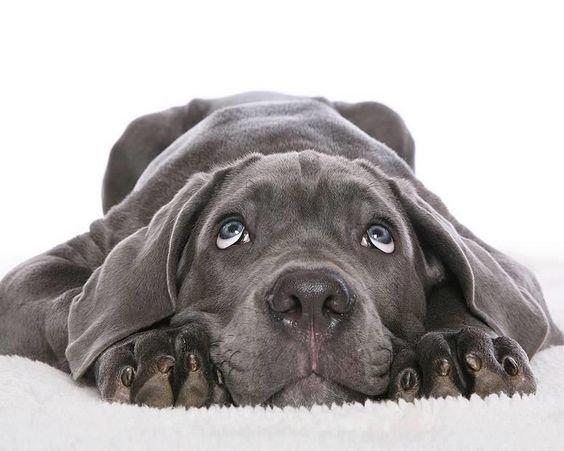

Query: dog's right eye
<box><xmin>361</xmin><ymin>224</ymin><xmax>395</xmax><ymax>253</ymax></box>
<box><xmin>217</xmin><ymin>219</ymin><xmax>251</xmax><ymax>249</ymax></box>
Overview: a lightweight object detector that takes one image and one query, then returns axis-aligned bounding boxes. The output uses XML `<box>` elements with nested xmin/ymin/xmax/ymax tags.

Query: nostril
<box><xmin>281</xmin><ymin>295</ymin><xmax>301</xmax><ymax>314</ymax></box>
<box><xmin>270</xmin><ymin>293</ymin><xmax>301</xmax><ymax>314</ymax></box>
<box><xmin>323</xmin><ymin>294</ymin><xmax>351</xmax><ymax>316</ymax></box>
<box><xmin>286</xmin><ymin>295</ymin><xmax>301</xmax><ymax>314</ymax></box>
<box><xmin>269</xmin><ymin>270</ymin><xmax>353</xmax><ymax>327</ymax></box>
<box><xmin>322</xmin><ymin>296</ymin><xmax>335</xmax><ymax>316</ymax></box>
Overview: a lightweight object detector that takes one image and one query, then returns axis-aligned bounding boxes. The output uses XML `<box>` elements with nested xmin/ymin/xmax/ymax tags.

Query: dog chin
<box><xmin>267</xmin><ymin>374</ymin><xmax>367</xmax><ymax>408</ymax></box>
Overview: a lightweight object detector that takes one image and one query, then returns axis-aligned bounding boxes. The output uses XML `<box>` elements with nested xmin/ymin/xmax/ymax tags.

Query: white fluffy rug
<box><xmin>1</xmin><ymin>252</ymin><xmax>563</xmax><ymax>451</ymax></box>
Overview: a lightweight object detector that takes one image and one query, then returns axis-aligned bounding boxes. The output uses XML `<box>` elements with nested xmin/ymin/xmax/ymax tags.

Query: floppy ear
<box><xmin>331</xmin><ymin>100</ymin><xmax>415</xmax><ymax>170</ymax></box>
<box><xmin>102</xmin><ymin>100</ymin><xmax>210</xmax><ymax>213</ymax></box>
<box><xmin>388</xmin><ymin>178</ymin><xmax>554</xmax><ymax>357</ymax></box>
<box><xmin>66</xmin><ymin>157</ymin><xmax>259</xmax><ymax>379</ymax></box>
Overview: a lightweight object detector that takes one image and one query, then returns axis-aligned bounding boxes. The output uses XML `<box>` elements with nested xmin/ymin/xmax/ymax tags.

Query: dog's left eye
<box><xmin>361</xmin><ymin>224</ymin><xmax>395</xmax><ymax>253</ymax></box>
<box><xmin>217</xmin><ymin>219</ymin><xmax>251</xmax><ymax>249</ymax></box>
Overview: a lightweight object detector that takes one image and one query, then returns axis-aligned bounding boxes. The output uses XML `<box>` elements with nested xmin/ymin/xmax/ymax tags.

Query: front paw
<box><xmin>388</xmin><ymin>327</ymin><xmax>536</xmax><ymax>401</ymax></box>
<box><xmin>93</xmin><ymin>324</ymin><xmax>229</xmax><ymax>408</ymax></box>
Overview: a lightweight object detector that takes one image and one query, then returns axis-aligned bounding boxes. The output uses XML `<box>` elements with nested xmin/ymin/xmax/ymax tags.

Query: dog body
<box><xmin>1</xmin><ymin>92</ymin><xmax>561</xmax><ymax>407</ymax></box>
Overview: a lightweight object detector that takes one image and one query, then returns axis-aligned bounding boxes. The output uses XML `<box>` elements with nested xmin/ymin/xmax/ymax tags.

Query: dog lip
<box><xmin>218</xmin><ymin>347</ymin><xmax>393</xmax><ymax>407</ymax></box>
<box><xmin>261</xmin><ymin>369</ymin><xmax>390</xmax><ymax>407</ymax></box>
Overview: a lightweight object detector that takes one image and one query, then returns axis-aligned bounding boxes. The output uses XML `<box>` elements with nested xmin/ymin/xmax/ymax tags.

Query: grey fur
<box><xmin>0</xmin><ymin>92</ymin><xmax>561</xmax><ymax>407</ymax></box>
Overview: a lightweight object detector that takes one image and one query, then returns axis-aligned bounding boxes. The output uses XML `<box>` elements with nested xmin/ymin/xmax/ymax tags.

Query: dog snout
<box><xmin>267</xmin><ymin>270</ymin><xmax>354</xmax><ymax>332</ymax></box>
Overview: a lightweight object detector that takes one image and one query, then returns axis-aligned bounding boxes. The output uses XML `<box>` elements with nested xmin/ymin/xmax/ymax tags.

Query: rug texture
<box><xmin>0</xmin><ymin>252</ymin><xmax>563</xmax><ymax>451</ymax></box>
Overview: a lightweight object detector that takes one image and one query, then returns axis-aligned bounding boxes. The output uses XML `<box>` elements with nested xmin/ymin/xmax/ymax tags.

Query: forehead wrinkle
<box><xmin>316</xmin><ymin>169</ymin><xmax>397</xmax><ymax>215</ymax></box>
<box><xmin>208</xmin><ymin>152</ymin><xmax>410</xmax><ymax>232</ymax></box>
<box><xmin>226</xmin><ymin>162</ymin><xmax>319</xmax><ymax>213</ymax></box>
<box><xmin>225</xmin><ymin>159</ymin><xmax>401</xmax><ymax>224</ymax></box>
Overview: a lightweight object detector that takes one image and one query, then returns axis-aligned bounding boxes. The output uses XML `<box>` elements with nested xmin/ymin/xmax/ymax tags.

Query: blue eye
<box><xmin>362</xmin><ymin>224</ymin><xmax>395</xmax><ymax>253</ymax></box>
<box><xmin>220</xmin><ymin>220</ymin><xmax>244</xmax><ymax>239</ymax></box>
<box><xmin>368</xmin><ymin>224</ymin><xmax>392</xmax><ymax>244</ymax></box>
<box><xmin>217</xmin><ymin>220</ymin><xmax>250</xmax><ymax>249</ymax></box>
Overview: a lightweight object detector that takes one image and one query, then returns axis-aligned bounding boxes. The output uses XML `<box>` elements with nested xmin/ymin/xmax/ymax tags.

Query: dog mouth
<box><xmin>210</xmin><ymin>343</ymin><xmax>393</xmax><ymax>408</ymax></box>
<box><xmin>263</xmin><ymin>372</ymin><xmax>387</xmax><ymax>408</ymax></box>
<box><xmin>213</xmin><ymin>362</ymin><xmax>390</xmax><ymax>408</ymax></box>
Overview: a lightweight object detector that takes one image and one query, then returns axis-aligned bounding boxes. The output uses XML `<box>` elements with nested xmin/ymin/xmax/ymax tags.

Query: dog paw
<box><xmin>388</xmin><ymin>327</ymin><xmax>536</xmax><ymax>401</ymax></box>
<box><xmin>93</xmin><ymin>324</ymin><xmax>229</xmax><ymax>408</ymax></box>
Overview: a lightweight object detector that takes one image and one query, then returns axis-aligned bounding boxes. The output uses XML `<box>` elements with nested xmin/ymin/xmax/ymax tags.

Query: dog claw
<box><xmin>435</xmin><ymin>358</ymin><xmax>450</xmax><ymax>376</ymax></box>
<box><xmin>188</xmin><ymin>353</ymin><xmax>200</xmax><ymax>372</ymax></box>
<box><xmin>503</xmin><ymin>356</ymin><xmax>519</xmax><ymax>376</ymax></box>
<box><xmin>157</xmin><ymin>355</ymin><xmax>175</xmax><ymax>373</ymax></box>
<box><xmin>120</xmin><ymin>366</ymin><xmax>135</xmax><ymax>387</ymax></box>
<box><xmin>400</xmin><ymin>369</ymin><xmax>417</xmax><ymax>391</ymax></box>
<box><xmin>215</xmin><ymin>368</ymin><xmax>224</xmax><ymax>386</ymax></box>
<box><xmin>464</xmin><ymin>353</ymin><xmax>482</xmax><ymax>372</ymax></box>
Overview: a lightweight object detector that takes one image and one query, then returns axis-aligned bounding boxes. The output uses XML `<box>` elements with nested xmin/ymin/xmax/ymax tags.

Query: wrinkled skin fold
<box><xmin>0</xmin><ymin>92</ymin><xmax>562</xmax><ymax>408</ymax></box>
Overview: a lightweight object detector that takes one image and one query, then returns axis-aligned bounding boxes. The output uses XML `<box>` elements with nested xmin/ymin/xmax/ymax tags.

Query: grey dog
<box><xmin>1</xmin><ymin>92</ymin><xmax>562</xmax><ymax>408</ymax></box>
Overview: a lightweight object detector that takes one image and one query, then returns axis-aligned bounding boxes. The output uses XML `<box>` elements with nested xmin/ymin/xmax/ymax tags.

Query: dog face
<box><xmin>170</xmin><ymin>151</ymin><xmax>429</xmax><ymax>407</ymax></box>
<box><xmin>67</xmin><ymin>149</ymin><xmax>551</xmax><ymax>408</ymax></box>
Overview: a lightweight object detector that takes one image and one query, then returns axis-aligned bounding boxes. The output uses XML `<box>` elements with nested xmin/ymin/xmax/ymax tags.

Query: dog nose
<box><xmin>268</xmin><ymin>270</ymin><xmax>353</xmax><ymax>331</ymax></box>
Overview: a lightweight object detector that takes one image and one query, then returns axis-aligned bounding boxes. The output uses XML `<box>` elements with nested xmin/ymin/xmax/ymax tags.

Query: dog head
<box><xmin>67</xmin><ymin>151</ymin><xmax>549</xmax><ymax>407</ymax></box>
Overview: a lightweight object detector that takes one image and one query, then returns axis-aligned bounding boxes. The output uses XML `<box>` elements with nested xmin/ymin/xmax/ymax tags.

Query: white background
<box><xmin>0</xmin><ymin>1</ymin><xmax>563</xmax><ymax>275</ymax></box>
